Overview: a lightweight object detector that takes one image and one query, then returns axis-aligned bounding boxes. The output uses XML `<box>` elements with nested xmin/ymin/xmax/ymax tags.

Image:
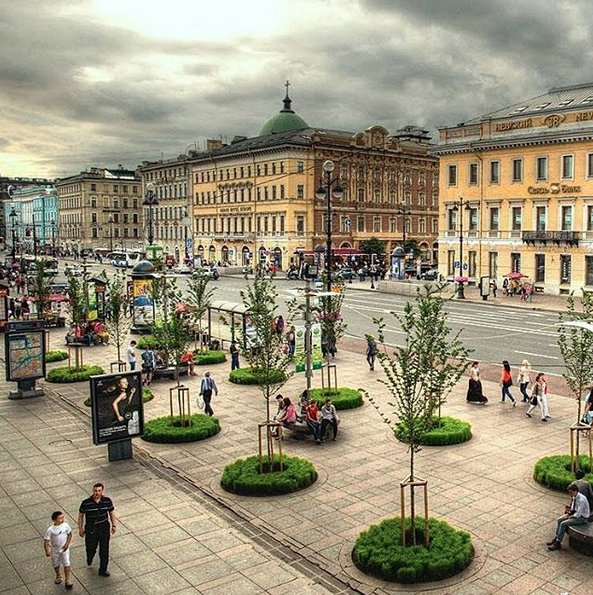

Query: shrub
<box><xmin>141</xmin><ymin>414</ymin><xmax>220</xmax><ymax>444</ymax></box>
<box><xmin>229</xmin><ymin>367</ymin><xmax>286</xmax><ymax>385</ymax></box>
<box><xmin>85</xmin><ymin>386</ymin><xmax>154</xmax><ymax>408</ymax></box>
<box><xmin>534</xmin><ymin>455</ymin><xmax>593</xmax><ymax>492</ymax></box>
<box><xmin>221</xmin><ymin>454</ymin><xmax>318</xmax><ymax>496</ymax></box>
<box><xmin>45</xmin><ymin>350</ymin><xmax>68</xmax><ymax>363</ymax></box>
<box><xmin>136</xmin><ymin>335</ymin><xmax>163</xmax><ymax>350</ymax></box>
<box><xmin>46</xmin><ymin>365</ymin><xmax>105</xmax><ymax>383</ymax></box>
<box><xmin>353</xmin><ymin>516</ymin><xmax>473</xmax><ymax>583</ymax></box>
<box><xmin>395</xmin><ymin>416</ymin><xmax>472</xmax><ymax>446</ymax></box>
<box><xmin>308</xmin><ymin>387</ymin><xmax>363</xmax><ymax>410</ymax></box>
<box><xmin>194</xmin><ymin>350</ymin><xmax>227</xmax><ymax>365</ymax></box>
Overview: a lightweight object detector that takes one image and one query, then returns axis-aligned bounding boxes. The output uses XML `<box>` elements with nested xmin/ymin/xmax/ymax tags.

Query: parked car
<box><xmin>286</xmin><ymin>269</ymin><xmax>299</xmax><ymax>280</ymax></box>
<box><xmin>198</xmin><ymin>266</ymin><xmax>219</xmax><ymax>280</ymax></box>
<box><xmin>336</xmin><ymin>267</ymin><xmax>356</xmax><ymax>281</ymax></box>
<box><xmin>175</xmin><ymin>264</ymin><xmax>192</xmax><ymax>274</ymax></box>
<box><xmin>65</xmin><ymin>264</ymin><xmax>83</xmax><ymax>277</ymax></box>
<box><xmin>421</xmin><ymin>268</ymin><xmax>439</xmax><ymax>281</ymax></box>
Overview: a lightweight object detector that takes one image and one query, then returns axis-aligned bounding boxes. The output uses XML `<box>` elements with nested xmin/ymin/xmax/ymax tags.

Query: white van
<box><xmin>111</xmin><ymin>252</ymin><xmax>141</xmax><ymax>268</ymax></box>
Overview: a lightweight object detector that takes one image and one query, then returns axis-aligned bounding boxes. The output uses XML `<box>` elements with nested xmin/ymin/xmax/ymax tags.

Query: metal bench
<box><xmin>568</xmin><ymin>521</ymin><xmax>593</xmax><ymax>556</ymax></box>
<box><xmin>283</xmin><ymin>419</ymin><xmax>334</xmax><ymax>441</ymax></box>
<box><xmin>153</xmin><ymin>365</ymin><xmax>189</xmax><ymax>381</ymax></box>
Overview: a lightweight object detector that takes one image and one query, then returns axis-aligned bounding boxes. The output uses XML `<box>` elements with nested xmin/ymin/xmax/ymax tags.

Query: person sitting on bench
<box><xmin>305</xmin><ymin>399</ymin><xmax>322</xmax><ymax>444</ymax></box>
<box><xmin>548</xmin><ymin>483</ymin><xmax>590</xmax><ymax>550</ymax></box>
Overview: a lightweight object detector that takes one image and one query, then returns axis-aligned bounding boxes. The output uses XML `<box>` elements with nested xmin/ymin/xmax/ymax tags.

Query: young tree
<box><xmin>317</xmin><ymin>283</ymin><xmax>347</xmax><ymax>364</ymax></box>
<box><xmin>185</xmin><ymin>270</ymin><xmax>216</xmax><ymax>352</ymax></box>
<box><xmin>104</xmin><ymin>271</ymin><xmax>132</xmax><ymax>366</ymax></box>
<box><xmin>239</xmin><ymin>271</ymin><xmax>294</xmax><ymax>461</ymax></box>
<box><xmin>375</xmin><ymin>285</ymin><xmax>471</xmax><ymax>546</ymax></box>
<box><xmin>65</xmin><ymin>271</ymin><xmax>88</xmax><ymax>370</ymax></box>
<box><xmin>29</xmin><ymin>259</ymin><xmax>56</xmax><ymax>322</ymax></box>
<box><xmin>360</xmin><ymin>237</ymin><xmax>386</xmax><ymax>257</ymax></box>
<box><xmin>558</xmin><ymin>292</ymin><xmax>593</xmax><ymax>460</ymax></box>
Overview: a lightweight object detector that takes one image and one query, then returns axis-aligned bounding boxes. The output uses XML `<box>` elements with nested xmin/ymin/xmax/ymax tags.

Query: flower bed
<box><xmin>194</xmin><ymin>350</ymin><xmax>227</xmax><ymax>365</ymax></box>
<box><xmin>534</xmin><ymin>455</ymin><xmax>593</xmax><ymax>492</ymax></box>
<box><xmin>221</xmin><ymin>454</ymin><xmax>317</xmax><ymax>496</ymax></box>
<box><xmin>45</xmin><ymin>350</ymin><xmax>69</xmax><ymax>363</ymax></box>
<box><xmin>229</xmin><ymin>367</ymin><xmax>286</xmax><ymax>385</ymax></box>
<box><xmin>353</xmin><ymin>516</ymin><xmax>473</xmax><ymax>583</ymax></box>
<box><xmin>395</xmin><ymin>416</ymin><xmax>472</xmax><ymax>446</ymax></box>
<box><xmin>141</xmin><ymin>414</ymin><xmax>220</xmax><ymax>444</ymax></box>
<box><xmin>307</xmin><ymin>387</ymin><xmax>363</xmax><ymax>410</ymax></box>
<box><xmin>46</xmin><ymin>365</ymin><xmax>105</xmax><ymax>383</ymax></box>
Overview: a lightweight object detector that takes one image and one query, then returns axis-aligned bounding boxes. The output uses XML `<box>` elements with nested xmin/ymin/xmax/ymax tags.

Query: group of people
<box><xmin>466</xmin><ymin>359</ymin><xmax>551</xmax><ymax>421</ymax></box>
<box><xmin>66</xmin><ymin>321</ymin><xmax>109</xmax><ymax>347</ymax></box>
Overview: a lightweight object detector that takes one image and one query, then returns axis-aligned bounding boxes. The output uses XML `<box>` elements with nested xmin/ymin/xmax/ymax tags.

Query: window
<box><xmin>297</xmin><ymin>161</ymin><xmax>304</xmax><ymax>174</ymax></box>
<box><xmin>419</xmin><ymin>218</ymin><xmax>426</xmax><ymax>233</ymax></box>
<box><xmin>448</xmin><ymin>209</ymin><xmax>457</xmax><ymax>231</ymax></box>
<box><xmin>374</xmin><ymin>190</ymin><xmax>381</xmax><ymax>204</ymax></box>
<box><xmin>586</xmin><ymin>256</ymin><xmax>593</xmax><ymax>286</ymax></box>
<box><xmin>587</xmin><ymin>206</ymin><xmax>593</xmax><ymax>231</ymax></box>
<box><xmin>373</xmin><ymin>217</ymin><xmax>381</xmax><ymax>232</ymax></box>
<box><xmin>535</xmin><ymin>254</ymin><xmax>545</xmax><ymax>283</ymax></box>
<box><xmin>92</xmin><ymin>227</ymin><xmax>98</xmax><ymax>238</ymax></box>
<box><xmin>562</xmin><ymin>155</ymin><xmax>574</xmax><ymax>179</ymax></box>
<box><xmin>389</xmin><ymin>191</ymin><xmax>396</xmax><ymax>204</ymax></box>
<box><xmin>297</xmin><ymin>185</ymin><xmax>304</xmax><ymax>199</ymax></box>
<box><xmin>588</xmin><ymin>154</ymin><xmax>593</xmax><ymax>178</ymax></box>
<box><xmin>511</xmin><ymin>252</ymin><xmax>521</xmax><ymax>273</ymax></box>
<box><xmin>561</xmin><ymin>206</ymin><xmax>572</xmax><ymax>231</ymax></box>
<box><xmin>113</xmin><ymin>185</ymin><xmax>119</xmax><ymax>193</ymax></box>
<box><xmin>419</xmin><ymin>193</ymin><xmax>425</xmax><ymax>206</ymax></box>
<box><xmin>91</xmin><ymin>212</ymin><xmax>98</xmax><ymax>223</ymax></box>
<box><xmin>536</xmin><ymin>156</ymin><xmax>548</xmax><ymax>181</ymax></box>
<box><xmin>489</xmin><ymin>207</ymin><xmax>499</xmax><ymax>230</ymax></box>
<box><xmin>113</xmin><ymin>197</ymin><xmax>119</xmax><ymax>209</ymax></box>
<box><xmin>469</xmin><ymin>163</ymin><xmax>479</xmax><ymax>186</ymax></box>
<box><xmin>90</xmin><ymin>183</ymin><xmax>97</xmax><ymax>191</ymax></box>
<box><xmin>512</xmin><ymin>158</ymin><xmax>523</xmax><ymax>182</ymax></box>
<box><xmin>280</xmin><ymin>185</ymin><xmax>285</xmax><ymax>199</ymax></box>
<box><xmin>468</xmin><ymin>251</ymin><xmax>476</xmax><ymax>277</ymax></box>
<box><xmin>468</xmin><ymin>208</ymin><xmax>478</xmax><ymax>231</ymax></box>
<box><xmin>489</xmin><ymin>252</ymin><xmax>498</xmax><ymax>278</ymax></box>
<box><xmin>357</xmin><ymin>216</ymin><xmax>365</xmax><ymax>232</ymax></box>
<box><xmin>296</xmin><ymin>216</ymin><xmax>305</xmax><ymax>235</ymax></box>
<box><xmin>357</xmin><ymin>188</ymin><xmax>365</xmax><ymax>202</ymax></box>
<box><xmin>90</xmin><ymin>197</ymin><xmax>97</xmax><ymax>208</ymax></box>
<box><xmin>489</xmin><ymin>161</ymin><xmax>500</xmax><ymax>184</ymax></box>
<box><xmin>432</xmin><ymin>219</ymin><xmax>438</xmax><ymax>234</ymax></box>
<box><xmin>447</xmin><ymin>164</ymin><xmax>457</xmax><ymax>186</ymax></box>
<box><xmin>389</xmin><ymin>219</ymin><xmax>397</xmax><ymax>233</ymax></box>
<box><xmin>511</xmin><ymin>207</ymin><xmax>522</xmax><ymax>231</ymax></box>
<box><xmin>536</xmin><ymin>206</ymin><xmax>546</xmax><ymax>231</ymax></box>
<box><xmin>560</xmin><ymin>254</ymin><xmax>571</xmax><ymax>284</ymax></box>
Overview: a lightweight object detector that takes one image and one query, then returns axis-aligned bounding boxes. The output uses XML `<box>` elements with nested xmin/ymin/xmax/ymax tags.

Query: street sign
<box><xmin>463</xmin><ymin>263</ymin><xmax>468</xmax><ymax>270</ymax></box>
<box><xmin>344</xmin><ymin>217</ymin><xmax>351</xmax><ymax>227</ymax></box>
<box><xmin>186</xmin><ymin>237</ymin><xmax>193</xmax><ymax>250</ymax></box>
<box><xmin>454</xmin><ymin>261</ymin><xmax>460</xmax><ymax>268</ymax></box>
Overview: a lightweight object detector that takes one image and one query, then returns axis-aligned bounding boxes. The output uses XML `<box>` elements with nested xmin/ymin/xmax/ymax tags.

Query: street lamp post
<box><xmin>397</xmin><ymin>203</ymin><xmax>412</xmax><ymax>279</ymax></box>
<box><xmin>315</xmin><ymin>160</ymin><xmax>343</xmax><ymax>292</ymax></box>
<box><xmin>108</xmin><ymin>215</ymin><xmax>114</xmax><ymax>253</ymax></box>
<box><xmin>143</xmin><ymin>182</ymin><xmax>158</xmax><ymax>248</ymax></box>
<box><xmin>50</xmin><ymin>219</ymin><xmax>56</xmax><ymax>256</ymax></box>
<box><xmin>9</xmin><ymin>207</ymin><xmax>17</xmax><ymax>263</ymax></box>
<box><xmin>451</xmin><ymin>196</ymin><xmax>471</xmax><ymax>299</ymax></box>
<box><xmin>31</xmin><ymin>216</ymin><xmax>38</xmax><ymax>261</ymax></box>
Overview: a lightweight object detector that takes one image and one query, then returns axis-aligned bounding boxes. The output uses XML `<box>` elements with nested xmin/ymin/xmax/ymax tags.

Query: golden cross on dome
<box><xmin>285</xmin><ymin>80</ymin><xmax>290</xmax><ymax>96</ymax></box>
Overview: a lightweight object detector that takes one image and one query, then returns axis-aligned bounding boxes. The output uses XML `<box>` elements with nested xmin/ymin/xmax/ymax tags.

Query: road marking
<box><xmin>515</xmin><ymin>350</ymin><xmax>559</xmax><ymax>360</ymax></box>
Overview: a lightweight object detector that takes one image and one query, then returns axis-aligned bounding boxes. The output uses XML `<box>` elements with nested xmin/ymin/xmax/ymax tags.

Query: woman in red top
<box><xmin>305</xmin><ymin>399</ymin><xmax>322</xmax><ymax>444</ymax></box>
<box><xmin>500</xmin><ymin>360</ymin><xmax>517</xmax><ymax>406</ymax></box>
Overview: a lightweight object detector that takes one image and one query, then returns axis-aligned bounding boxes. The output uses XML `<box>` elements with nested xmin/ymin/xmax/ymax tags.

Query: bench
<box><xmin>153</xmin><ymin>365</ymin><xmax>189</xmax><ymax>381</ymax></box>
<box><xmin>283</xmin><ymin>419</ymin><xmax>334</xmax><ymax>441</ymax></box>
<box><xmin>568</xmin><ymin>521</ymin><xmax>593</xmax><ymax>555</ymax></box>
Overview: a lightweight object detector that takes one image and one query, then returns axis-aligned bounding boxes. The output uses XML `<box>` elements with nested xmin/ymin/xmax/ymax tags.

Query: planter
<box><xmin>45</xmin><ymin>350</ymin><xmax>69</xmax><ymax>363</ymax></box>
<box><xmin>229</xmin><ymin>367</ymin><xmax>286</xmax><ymax>385</ymax></box>
<box><xmin>353</xmin><ymin>516</ymin><xmax>473</xmax><ymax>583</ymax></box>
<box><xmin>221</xmin><ymin>454</ymin><xmax>317</xmax><ymax>496</ymax></box>
<box><xmin>307</xmin><ymin>387</ymin><xmax>363</xmax><ymax>410</ymax></box>
<box><xmin>395</xmin><ymin>416</ymin><xmax>472</xmax><ymax>446</ymax></box>
<box><xmin>46</xmin><ymin>365</ymin><xmax>105</xmax><ymax>383</ymax></box>
<box><xmin>534</xmin><ymin>455</ymin><xmax>593</xmax><ymax>492</ymax></box>
<box><xmin>141</xmin><ymin>414</ymin><xmax>220</xmax><ymax>443</ymax></box>
<box><xmin>194</xmin><ymin>350</ymin><xmax>227</xmax><ymax>365</ymax></box>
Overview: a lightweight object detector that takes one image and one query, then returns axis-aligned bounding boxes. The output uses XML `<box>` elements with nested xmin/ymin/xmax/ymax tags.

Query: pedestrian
<box><xmin>126</xmin><ymin>340</ymin><xmax>137</xmax><ymax>371</ymax></box>
<box><xmin>500</xmin><ymin>360</ymin><xmax>516</xmax><ymax>406</ymax></box>
<box><xmin>44</xmin><ymin>510</ymin><xmax>74</xmax><ymax>589</ymax></box>
<box><xmin>286</xmin><ymin>325</ymin><xmax>296</xmax><ymax>357</ymax></box>
<box><xmin>526</xmin><ymin>372</ymin><xmax>546</xmax><ymax>421</ymax></box>
<box><xmin>547</xmin><ymin>483</ymin><xmax>590</xmax><ymax>550</ymax></box>
<box><xmin>140</xmin><ymin>345</ymin><xmax>156</xmax><ymax>385</ymax></box>
<box><xmin>581</xmin><ymin>387</ymin><xmax>593</xmax><ymax>424</ymax></box>
<box><xmin>366</xmin><ymin>334</ymin><xmax>377</xmax><ymax>371</ymax></box>
<box><xmin>490</xmin><ymin>279</ymin><xmax>498</xmax><ymax>297</ymax></box>
<box><xmin>199</xmin><ymin>371</ymin><xmax>218</xmax><ymax>416</ymax></box>
<box><xmin>517</xmin><ymin>359</ymin><xmax>531</xmax><ymax>402</ymax></box>
<box><xmin>540</xmin><ymin>373</ymin><xmax>551</xmax><ymax>419</ymax></box>
<box><xmin>320</xmin><ymin>398</ymin><xmax>340</xmax><ymax>441</ymax></box>
<box><xmin>466</xmin><ymin>361</ymin><xmax>488</xmax><ymax>404</ymax></box>
<box><xmin>274</xmin><ymin>315</ymin><xmax>285</xmax><ymax>336</ymax></box>
<box><xmin>230</xmin><ymin>341</ymin><xmax>240</xmax><ymax>370</ymax></box>
<box><xmin>502</xmin><ymin>277</ymin><xmax>509</xmax><ymax>296</ymax></box>
<box><xmin>78</xmin><ymin>482</ymin><xmax>117</xmax><ymax>577</ymax></box>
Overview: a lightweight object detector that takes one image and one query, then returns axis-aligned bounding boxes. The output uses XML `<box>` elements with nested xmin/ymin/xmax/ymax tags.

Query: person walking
<box><xmin>540</xmin><ymin>373</ymin><xmax>551</xmax><ymax>419</ymax></box>
<box><xmin>366</xmin><ymin>334</ymin><xmax>377</xmax><ymax>371</ymax></box>
<box><xmin>44</xmin><ymin>510</ymin><xmax>74</xmax><ymax>589</ymax></box>
<box><xmin>141</xmin><ymin>345</ymin><xmax>156</xmax><ymax>385</ymax></box>
<box><xmin>466</xmin><ymin>361</ymin><xmax>487</xmax><ymax>404</ymax></box>
<box><xmin>526</xmin><ymin>372</ymin><xmax>546</xmax><ymax>421</ymax></box>
<box><xmin>500</xmin><ymin>360</ymin><xmax>516</xmax><ymax>406</ymax></box>
<box><xmin>230</xmin><ymin>341</ymin><xmax>240</xmax><ymax>370</ymax></box>
<box><xmin>126</xmin><ymin>340</ymin><xmax>137</xmax><ymax>371</ymax></box>
<box><xmin>518</xmin><ymin>359</ymin><xmax>531</xmax><ymax>402</ymax></box>
<box><xmin>78</xmin><ymin>482</ymin><xmax>117</xmax><ymax>577</ymax></box>
<box><xmin>199</xmin><ymin>371</ymin><xmax>218</xmax><ymax>416</ymax></box>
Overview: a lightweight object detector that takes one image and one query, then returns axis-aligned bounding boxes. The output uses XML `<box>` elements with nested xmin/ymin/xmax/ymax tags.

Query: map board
<box><xmin>5</xmin><ymin>326</ymin><xmax>45</xmax><ymax>381</ymax></box>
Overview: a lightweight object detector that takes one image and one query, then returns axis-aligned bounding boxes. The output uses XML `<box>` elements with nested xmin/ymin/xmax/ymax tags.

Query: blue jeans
<box><xmin>307</xmin><ymin>420</ymin><xmax>321</xmax><ymax>441</ymax></box>
<box><xmin>555</xmin><ymin>515</ymin><xmax>587</xmax><ymax>543</ymax></box>
<box><xmin>501</xmin><ymin>384</ymin><xmax>515</xmax><ymax>402</ymax></box>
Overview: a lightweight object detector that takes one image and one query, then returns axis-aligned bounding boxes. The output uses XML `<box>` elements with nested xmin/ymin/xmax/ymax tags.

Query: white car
<box><xmin>175</xmin><ymin>264</ymin><xmax>192</xmax><ymax>274</ymax></box>
<box><xmin>65</xmin><ymin>265</ymin><xmax>83</xmax><ymax>277</ymax></box>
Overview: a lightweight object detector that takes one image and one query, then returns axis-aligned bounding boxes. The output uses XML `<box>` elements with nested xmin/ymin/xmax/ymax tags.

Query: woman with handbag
<box><xmin>525</xmin><ymin>373</ymin><xmax>546</xmax><ymax>422</ymax></box>
<box><xmin>517</xmin><ymin>359</ymin><xmax>531</xmax><ymax>402</ymax></box>
<box><xmin>500</xmin><ymin>360</ymin><xmax>516</xmax><ymax>406</ymax></box>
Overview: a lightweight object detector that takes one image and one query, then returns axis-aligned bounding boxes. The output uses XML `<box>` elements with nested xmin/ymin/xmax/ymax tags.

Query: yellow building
<box><xmin>189</xmin><ymin>91</ymin><xmax>439</xmax><ymax>269</ymax></box>
<box><xmin>438</xmin><ymin>82</ymin><xmax>593</xmax><ymax>294</ymax></box>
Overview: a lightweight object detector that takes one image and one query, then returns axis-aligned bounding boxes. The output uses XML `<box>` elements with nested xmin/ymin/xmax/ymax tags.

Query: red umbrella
<box><xmin>503</xmin><ymin>272</ymin><xmax>527</xmax><ymax>279</ymax></box>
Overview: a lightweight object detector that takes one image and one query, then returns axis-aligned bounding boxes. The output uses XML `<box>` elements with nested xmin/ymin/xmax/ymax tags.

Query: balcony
<box><xmin>522</xmin><ymin>230</ymin><xmax>580</xmax><ymax>246</ymax></box>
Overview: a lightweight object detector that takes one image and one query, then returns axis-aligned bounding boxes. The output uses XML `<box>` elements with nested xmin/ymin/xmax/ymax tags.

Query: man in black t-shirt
<box><xmin>78</xmin><ymin>482</ymin><xmax>117</xmax><ymax>577</ymax></box>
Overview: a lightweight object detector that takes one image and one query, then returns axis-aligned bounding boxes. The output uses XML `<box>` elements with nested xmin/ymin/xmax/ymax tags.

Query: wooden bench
<box><xmin>568</xmin><ymin>521</ymin><xmax>593</xmax><ymax>555</ymax></box>
<box><xmin>283</xmin><ymin>419</ymin><xmax>334</xmax><ymax>441</ymax></box>
<box><xmin>153</xmin><ymin>365</ymin><xmax>189</xmax><ymax>381</ymax></box>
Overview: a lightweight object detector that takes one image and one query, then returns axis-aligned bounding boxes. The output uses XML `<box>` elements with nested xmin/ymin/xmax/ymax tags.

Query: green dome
<box><xmin>259</xmin><ymin>93</ymin><xmax>309</xmax><ymax>136</ymax></box>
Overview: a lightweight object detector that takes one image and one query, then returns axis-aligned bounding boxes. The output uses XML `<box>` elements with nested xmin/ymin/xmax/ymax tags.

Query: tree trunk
<box><xmin>409</xmin><ymin>448</ymin><xmax>416</xmax><ymax>546</ymax></box>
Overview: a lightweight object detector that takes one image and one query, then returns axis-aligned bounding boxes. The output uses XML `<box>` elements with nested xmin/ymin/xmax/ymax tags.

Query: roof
<box><xmin>259</xmin><ymin>93</ymin><xmax>309</xmax><ymax>136</ymax></box>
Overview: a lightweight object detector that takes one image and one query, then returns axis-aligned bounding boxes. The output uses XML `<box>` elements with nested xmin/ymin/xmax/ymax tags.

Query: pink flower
<box><xmin>454</xmin><ymin>276</ymin><xmax>468</xmax><ymax>283</ymax></box>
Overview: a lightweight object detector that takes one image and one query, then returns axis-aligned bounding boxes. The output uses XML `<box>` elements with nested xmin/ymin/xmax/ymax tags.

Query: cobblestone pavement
<box><xmin>2</xmin><ymin>327</ymin><xmax>593</xmax><ymax>594</ymax></box>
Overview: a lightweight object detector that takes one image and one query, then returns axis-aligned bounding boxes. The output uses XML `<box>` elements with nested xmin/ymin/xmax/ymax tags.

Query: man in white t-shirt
<box><xmin>126</xmin><ymin>340</ymin><xmax>137</xmax><ymax>371</ymax></box>
<box><xmin>44</xmin><ymin>510</ymin><xmax>74</xmax><ymax>589</ymax></box>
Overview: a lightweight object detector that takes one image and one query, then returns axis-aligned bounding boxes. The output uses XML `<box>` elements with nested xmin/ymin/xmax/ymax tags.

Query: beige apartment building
<box><xmin>188</xmin><ymin>92</ymin><xmax>439</xmax><ymax>269</ymax></box>
<box><xmin>56</xmin><ymin>167</ymin><xmax>142</xmax><ymax>255</ymax></box>
<box><xmin>438</xmin><ymin>82</ymin><xmax>593</xmax><ymax>294</ymax></box>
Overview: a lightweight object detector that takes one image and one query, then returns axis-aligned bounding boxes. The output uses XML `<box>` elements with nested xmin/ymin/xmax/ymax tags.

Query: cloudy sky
<box><xmin>1</xmin><ymin>0</ymin><xmax>592</xmax><ymax>179</ymax></box>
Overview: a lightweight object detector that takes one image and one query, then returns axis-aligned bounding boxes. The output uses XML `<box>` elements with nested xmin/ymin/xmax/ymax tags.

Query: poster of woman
<box><xmin>132</xmin><ymin>278</ymin><xmax>155</xmax><ymax>327</ymax></box>
<box><xmin>90</xmin><ymin>371</ymin><xmax>144</xmax><ymax>444</ymax></box>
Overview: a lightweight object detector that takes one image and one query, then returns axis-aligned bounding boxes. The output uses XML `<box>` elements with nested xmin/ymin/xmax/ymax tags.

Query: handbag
<box><xmin>530</xmin><ymin>395</ymin><xmax>538</xmax><ymax>406</ymax></box>
<box><xmin>197</xmin><ymin>395</ymin><xmax>205</xmax><ymax>410</ymax></box>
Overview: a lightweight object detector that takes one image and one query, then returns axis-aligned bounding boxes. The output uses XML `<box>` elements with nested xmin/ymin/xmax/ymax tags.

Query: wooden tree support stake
<box><xmin>570</xmin><ymin>423</ymin><xmax>593</xmax><ymax>472</ymax></box>
<box><xmin>400</xmin><ymin>475</ymin><xmax>429</xmax><ymax>548</ymax></box>
<box><xmin>257</xmin><ymin>421</ymin><xmax>283</xmax><ymax>473</ymax></box>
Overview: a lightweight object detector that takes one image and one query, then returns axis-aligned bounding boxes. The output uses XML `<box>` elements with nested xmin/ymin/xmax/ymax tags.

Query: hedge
<box><xmin>136</xmin><ymin>335</ymin><xmax>162</xmax><ymax>350</ymax></box>
<box><xmin>84</xmin><ymin>387</ymin><xmax>153</xmax><ymax>408</ymax></box>
<box><xmin>141</xmin><ymin>414</ymin><xmax>220</xmax><ymax>444</ymax></box>
<box><xmin>534</xmin><ymin>455</ymin><xmax>593</xmax><ymax>492</ymax></box>
<box><xmin>353</xmin><ymin>516</ymin><xmax>474</xmax><ymax>583</ymax></box>
<box><xmin>45</xmin><ymin>350</ymin><xmax>69</xmax><ymax>363</ymax></box>
<box><xmin>307</xmin><ymin>387</ymin><xmax>363</xmax><ymax>410</ymax></box>
<box><xmin>46</xmin><ymin>365</ymin><xmax>105</xmax><ymax>383</ymax></box>
<box><xmin>221</xmin><ymin>454</ymin><xmax>317</xmax><ymax>496</ymax></box>
<box><xmin>229</xmin><ymin>367</ymin><xmax>286</xmax><ymax>385</ymax></box>
<box><xmin>395</xmin><ymin>416</ymin><xmax>472</xmax><ymax>446</ymax></box>
<box><xmin>194</xmin><ymin>350</ymin><xmax>227</xmax><ymax>365</ymax></box>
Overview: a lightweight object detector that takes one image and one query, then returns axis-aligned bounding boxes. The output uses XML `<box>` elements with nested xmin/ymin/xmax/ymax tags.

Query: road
<box><xmin>73</xmin><ymin>261</ymin><xmax>565</xmax><ymax>377</ymax></box>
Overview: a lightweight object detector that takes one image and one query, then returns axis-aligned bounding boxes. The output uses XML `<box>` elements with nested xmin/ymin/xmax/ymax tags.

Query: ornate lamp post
<box><xmin>143</xmin><ymin>182</ymin><xmax>158</xmax><ymax>247</ymax></box>
<box><xmin>315</xmin><ymin>160</ymin><xmax>343</xmax><ymax>292</ymax></box>
<box><xmin>108</xmin><ymin>215</ymin><xmax>114</xmax><ymax>253</ymax></box>
<box><xmin>451</xmin><ymin>196</ymin><xmax>472</xmax><ymax>299</ymax></box>
<box><xmin>9</xmin><ymin>207</ymin><xmax>17</xmax><ymax>263</ymax></box>
<box><xmin>50</xmin><ymin>219</ymin><xmax>56</xmax><ymax>256</ymax></box>
<box><xmin>397</xmin><ymin>203</ymin><xmax>412</xmax><ymax>278</ymax></box>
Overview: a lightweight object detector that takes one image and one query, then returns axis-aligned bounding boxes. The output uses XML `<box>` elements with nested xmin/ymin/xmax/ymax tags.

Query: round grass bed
<box><xmin>307</xmin><ymin>387</ymin><xmax>363</xmax><ymax>410</ymax></box>
<box><xmin>84</xmin><ymin>387</ymin><xmax>154</xmax><ymax>408</ymax></box>
<box><xmin>45</xmin><ymin>350</ymin><xmax>69</xmax><ymax>363</ymax></box>
<box><xmin>194</xmin><ymin>350</ymin><xmax>226</xmax><ymax>365</ymax></box>
<box><xmin>353</xmin><ymin>516</ymin><xmax>474</xmax><ymax>583</ymax></box>
<box><xmin>141</xmin><ymin>414</ymin><xmax>220</xmax><ymax>444</ymax></box>
<box><xmin>534</xmin><ymin>455</ymin><xmax>593</xmax><ymax>492</ymax></box>
<box><xmin>221</xmin><ymin>454</ymin><xmax>317</xmax><ymax>496</ymax></box>
<box><xmin>46</xmin><ymin>365</ymin><xmax>105</xmax><ymax>383</ymax></box>
<box><xmin>229</xmin><ymin>367</ymin><xmax>286</xmax><ymax>385</ymax></box>
<box><xmin>395</xmin><ymin>416</ymin><xmax>472</xmax><ymax>446</ymax></box>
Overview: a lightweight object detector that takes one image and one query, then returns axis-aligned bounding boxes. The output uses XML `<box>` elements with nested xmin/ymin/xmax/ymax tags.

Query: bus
<box><xmin>111</xmin><ymin>252</ymin><xmax>142</xmax><ymax>268</ymax></box>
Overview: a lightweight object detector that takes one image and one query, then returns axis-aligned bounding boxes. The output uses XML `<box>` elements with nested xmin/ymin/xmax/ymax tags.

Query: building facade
<box><xmin>188</xmin><ymin>93</ymin><xmax>439</xmax><ymax>269</ymax></box>
<box><xmin>55</xmin><ymin>167</ymin><xmax>142</xmax><ymax>255</ymax></box>
<box><xmin>438</xmin><ymin>82</ymin><xmax>593</xmax><ymax>294</ymax></box>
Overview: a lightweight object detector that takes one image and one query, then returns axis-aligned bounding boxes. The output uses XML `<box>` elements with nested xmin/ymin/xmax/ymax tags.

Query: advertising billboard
<box><xmin>4</xmin><ymin>321</ymin><xmax>46</xmax><ymax>381</ymax></box>
<box><xmin>132</xmin><ymin>278</ymin><xmax>154</xmax><ymax>327</ymax></box>
<box><xmin>90</xmin><ymin>371</ymin><xmax>144</xmax><ymax>445</ymax></box>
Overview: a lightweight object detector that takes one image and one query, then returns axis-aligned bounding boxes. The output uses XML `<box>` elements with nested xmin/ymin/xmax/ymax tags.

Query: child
<box><xmin>43</xmin><ymin>510</ymin><xmax>73</xmax><ymax>589</ymax></box>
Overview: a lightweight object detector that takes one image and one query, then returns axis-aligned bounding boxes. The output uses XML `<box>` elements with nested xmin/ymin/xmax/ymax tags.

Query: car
<box><xmin>65</xmin><ymin>264</ymin><xmax>83</xmax><ymax>277</ymax></box>
<box><xmin>336</xmin><ymin>267</ymin><xmax>356</xmax><ymax>281</ymax></box>
<box><xmin>198</xmin><ymin>266</ymin><xmax>219</xmax><ymax>280</ymax></box>
<box><xmin>175</xmin><ymin>264</ymin><xmax>192</xmax><ymax>274</ymax></box>
<box><xmin>421</xmin><ymin>268</ymin><xmax>439</xmax><ymax>281</ymax></box>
